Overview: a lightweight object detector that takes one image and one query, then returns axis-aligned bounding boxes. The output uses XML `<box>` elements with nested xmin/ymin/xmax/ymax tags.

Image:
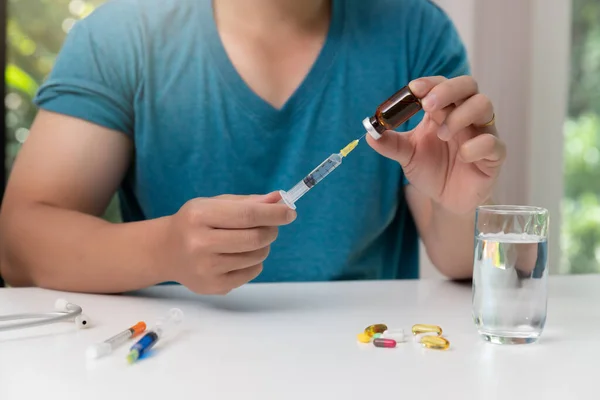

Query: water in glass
<box><xmin>472</xmin><ymin>232</ymin><xmax>548</xmax><ymax>344</ymax></box>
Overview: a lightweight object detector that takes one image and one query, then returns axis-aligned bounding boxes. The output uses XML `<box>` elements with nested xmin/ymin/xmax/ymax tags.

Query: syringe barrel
<box><xmin>308</xmin><ymin>153</ymin><xmax>342</xmax><ymax>185</ymax></box>
<box><xmin>279</xmin><ymin>153</ymin><xmax>343</xmax><ymax>210</ymax></box>
<box><xmin>105</xmin><ymin>329</ymin><xmax>134</xmax><ymax>346</ymax></box>
<box><xmin>283</xmin><ymin>181</ymin><xmax>310</xmax><ymax>204</ymax></box>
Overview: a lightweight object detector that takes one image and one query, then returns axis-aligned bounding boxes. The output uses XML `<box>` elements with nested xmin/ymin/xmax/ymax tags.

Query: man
<box><xmin>0</xmin><ymin>0</ymin><xmax>505</xmax><ymax>294</ymax></box>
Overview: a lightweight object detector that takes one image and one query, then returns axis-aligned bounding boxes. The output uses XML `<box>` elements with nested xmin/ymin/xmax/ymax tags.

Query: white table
<box><xmin>0</xmin><ymin>275</ymin><xmax>597</xmax><ymax>399</ymax></box>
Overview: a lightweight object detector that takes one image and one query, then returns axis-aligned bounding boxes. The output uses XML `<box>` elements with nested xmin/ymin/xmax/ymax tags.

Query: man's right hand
<box><xmin>163</xmin><ymin>192</ymin><xmax>296</xmax><ymax>294</ymax></box>
<box><xmin>0</xmin><ymin>110</ymin><xmax>296</xmax><ymax>294</ymax></box>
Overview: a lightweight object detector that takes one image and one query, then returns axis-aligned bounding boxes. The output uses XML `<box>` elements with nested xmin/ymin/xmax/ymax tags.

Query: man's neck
<box><xmin>213</xmin><ymin>0</ymin><xmax>330</xmax><ymax>34</ymax></box>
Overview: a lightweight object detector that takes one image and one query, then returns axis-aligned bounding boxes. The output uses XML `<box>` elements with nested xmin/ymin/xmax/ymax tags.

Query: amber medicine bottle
<box><xmin>362</xmin><ymin>86</ymin><xmax>422</xmax><ymax>140</ymax></box>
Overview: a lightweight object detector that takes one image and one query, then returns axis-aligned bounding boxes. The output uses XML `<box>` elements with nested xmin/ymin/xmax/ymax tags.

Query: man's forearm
<box><xmin>422</xmin><ymin>201</ymin><xmax>477</xmax><ymax>279</ymax></box>
<box><xmin>0</xmin><ymin>202</ymin><xmax>170</xmax><ymax>293</ymax></box>
<box><xmin>405</xmin><ymin>184</ymin><xmax>479</xmax><ymax>279</ymax></box>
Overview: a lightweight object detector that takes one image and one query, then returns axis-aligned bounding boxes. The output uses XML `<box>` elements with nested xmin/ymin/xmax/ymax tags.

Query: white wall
<box><xmin>420</xmin><ymin>0</ymin><xmax>571</xmax><ymax>278</ymax></box>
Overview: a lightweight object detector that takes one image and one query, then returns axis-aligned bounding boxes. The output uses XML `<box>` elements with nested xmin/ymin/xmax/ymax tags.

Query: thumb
<box><xmin>214</xmin><ymin>192</ymin><xmax>282</xmax><ymax>204</ymax></box>
<box><xmin>252</xmin><ymin>191</ymin><xmax>284</xmax><ymax>204</ymax></box>
<box><xmin>366</xmin><ymin>129</ymin><xmax>415</xmax><ymax>167</ymax></box>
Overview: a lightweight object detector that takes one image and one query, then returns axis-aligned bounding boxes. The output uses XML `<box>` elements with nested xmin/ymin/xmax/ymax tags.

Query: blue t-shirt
<box><xmin>34</xmin><ymin>0</ymin><xmax>469</xmax><ymax>282</ymax></box>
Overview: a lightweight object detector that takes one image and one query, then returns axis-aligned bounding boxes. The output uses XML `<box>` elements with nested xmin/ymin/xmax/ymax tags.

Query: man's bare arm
<box><xmin>405</xmin><ymin>184</ymin><xmax>475</xmax><ymax>279</ymax></box>
<box><xmin>0</xmin><ymin>110</ymin><xmax>168</xmax><ymax>293</ymax></box>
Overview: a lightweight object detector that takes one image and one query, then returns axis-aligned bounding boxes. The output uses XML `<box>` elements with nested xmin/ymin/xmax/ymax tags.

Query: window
<box><xmin>5</xmin><ymin>0</ymin><xmax>120</xmax><ymax>221</ymax></box>
<box><xmin>562</xmin><ymin>0</ymin><xmax>600</xmax><ymax>274</ymax></box>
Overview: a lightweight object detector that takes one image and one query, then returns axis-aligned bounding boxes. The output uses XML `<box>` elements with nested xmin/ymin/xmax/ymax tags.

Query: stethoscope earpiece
<box><xmin>0</xmin><ymin>299</ymin><xmax>90</xmax><ymax>332</ymax></box>
<box><xmin>54</xmin><ymin>298</ymin><xmax>71</xmax><ymax>312</ymax></box>
<box><xmin>75</xmin><ymin>314</ymin><xmax>91</xmax><ymax>329</ymax></box>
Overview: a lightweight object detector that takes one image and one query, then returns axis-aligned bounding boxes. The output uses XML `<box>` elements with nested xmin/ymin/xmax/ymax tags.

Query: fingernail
<box><xmin>421</xmin><ymin>93</ymin><xmax>437</xmax><ymax>111</ymax></box>
<box><xmin>410</xmin><ymin>79</ymin><xmax>426</xmax><ymax>94</ymax></box>
<box><xmin>438</xmin><ymin>124</ymin><xmax>450</xmax><ymax>141</ymax></box>
<box><xmin>287</xmin><ymin>210</ymin><xmax>297</xmax><ymax>222</ymax></box>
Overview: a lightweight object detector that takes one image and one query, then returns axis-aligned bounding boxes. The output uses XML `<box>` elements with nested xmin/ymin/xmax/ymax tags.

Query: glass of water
<box><xmin>472</xmin><ymin>205</ymin><xmax>549</xmax><ymax>344</ymax></box>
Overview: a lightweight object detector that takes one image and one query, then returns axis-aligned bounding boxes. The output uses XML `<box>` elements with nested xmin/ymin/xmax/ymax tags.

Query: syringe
<box><xmin>126</xmin><ymin>308</ymin><xmax>184</xmax><ymax>364</ymax></box>
<box><xmin>279</xmin><ymin>137</ymin><xmax>361</xmax><ymax>210</ymax></box>
<box><xmin>280</xmin><ymin>85</ymin><xmax>422</xmax><ymax>210</ymax></box>
<box><xmin>86</xmin><ymin>321</ymin><xmax>146</xmax><ymax>359</ymax></box>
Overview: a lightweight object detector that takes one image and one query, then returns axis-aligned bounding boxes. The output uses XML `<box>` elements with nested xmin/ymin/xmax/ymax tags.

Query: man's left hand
<box><xmin>367</xmin><ymin>75</ymin><xmax>506</xmax><ymax>215</ymax></box>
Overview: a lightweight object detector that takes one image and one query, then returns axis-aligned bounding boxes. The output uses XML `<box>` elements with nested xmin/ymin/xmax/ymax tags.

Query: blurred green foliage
<box><xmin>4</xmin><ymin>0</ymin><xmax>600</xmax><ymax>272</ymax></box>
<box><xmin>562</xmin><ymin>0</ymin><xmax>600</xmax><ymax>274</ymax></box>
<box><xmin>5</xmin><ymin>0</ymin><xmax>119</xmax><ymax>222</ymax></box>
<box><xmin>569</xmin><ymin>0</ymin><xmax>600</xmax><ymax>118</ymax></box>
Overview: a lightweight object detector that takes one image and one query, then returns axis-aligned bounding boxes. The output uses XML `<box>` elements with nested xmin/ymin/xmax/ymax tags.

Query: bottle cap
<box><xmin>362</xmin><ymin>117</ymin><xmax>382</xmax><ymax>140</ymax></box>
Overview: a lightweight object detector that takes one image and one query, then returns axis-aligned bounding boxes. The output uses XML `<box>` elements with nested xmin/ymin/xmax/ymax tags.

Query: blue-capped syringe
<box><xmin>279</xmin><ymin>137</ymin><xmax>361</xmax><ymax>210</ymax></box>
<box><xmin>126</xmin><ymin>308</ymin><xmax>184</xmax><ymax>364</ymax></box>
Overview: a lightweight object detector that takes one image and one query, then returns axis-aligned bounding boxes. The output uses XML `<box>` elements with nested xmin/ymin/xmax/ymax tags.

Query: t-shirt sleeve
<box><xmin>409</xmin><ymin>3</ymin><xmax>471</xmax><ymax>81</ymax></box>
<box><xmin>402</xmin><ymin>1</ymin><xmax>471</xmax><ymax>186</ymax></box>
<box><xmin>33</xmin><ymin>2</ymin><xmax>142</xmax><ymax>137</ymax></box>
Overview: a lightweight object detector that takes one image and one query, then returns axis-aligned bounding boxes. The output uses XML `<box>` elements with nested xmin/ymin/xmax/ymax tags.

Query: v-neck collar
<box><xmin>204</xmin><ymin>0</ymin><xmax>346</xmax><ymax>127</ymax></box>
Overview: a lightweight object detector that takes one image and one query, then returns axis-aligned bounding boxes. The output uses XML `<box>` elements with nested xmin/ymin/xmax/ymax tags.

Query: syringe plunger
<box><xmin>279</xmin><ymin>181</ymin><xmax>310</xmax><ymax>210</ymax></box>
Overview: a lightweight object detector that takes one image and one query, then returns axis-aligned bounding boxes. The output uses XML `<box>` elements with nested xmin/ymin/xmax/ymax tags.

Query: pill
<box><xmin>382</xmin><ymin>329</ymin><xmax>405</xmax><ymax>342</ymax></box>
<box><xmin>357</xmin><ymin>332</ymin><xmax>371</xmax><ymax>343</ymax></box>
<box><xmin>420</xmin><ymin>335</ymin><xmax>450</xmax><ymax>350</ymax></box>
<box><xmin>373</xmin><ymin>338</ymin><xmax>397</xmax><ymax>348</ymax></box>
<box><xmin>373</xmin><ymin>333</ymin><xmax>382</xmax><ymax>339</ymax></box>
<box><xmin>412</xmin><ymin>324</ymin><xmax>442</xmax><ymax>336</ymax></box>
<box><xmin>365</xmin><ymin>324</ymin><xmax>388</xmax><ymax>337</ymax></box>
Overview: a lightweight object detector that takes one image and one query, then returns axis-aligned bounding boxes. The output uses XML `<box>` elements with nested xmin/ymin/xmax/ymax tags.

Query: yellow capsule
<box><xmin>357</xmin><ymin>332</ymin><xmax>371</xmax><ymax>343</ymax></box>
<box><xmin>420</xmin><ymin>335</ymin><xmax>450</xmax><ymax>350</ymax></box>
<box><xmin>365</xmin><ymin>324</ymin><xmax>388</xmax><ymax>337</ymax></box>
<box><xmin>412</xmin><ymin>324</ymin><xmax>442</xmax><ymax>336</ymax></box>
